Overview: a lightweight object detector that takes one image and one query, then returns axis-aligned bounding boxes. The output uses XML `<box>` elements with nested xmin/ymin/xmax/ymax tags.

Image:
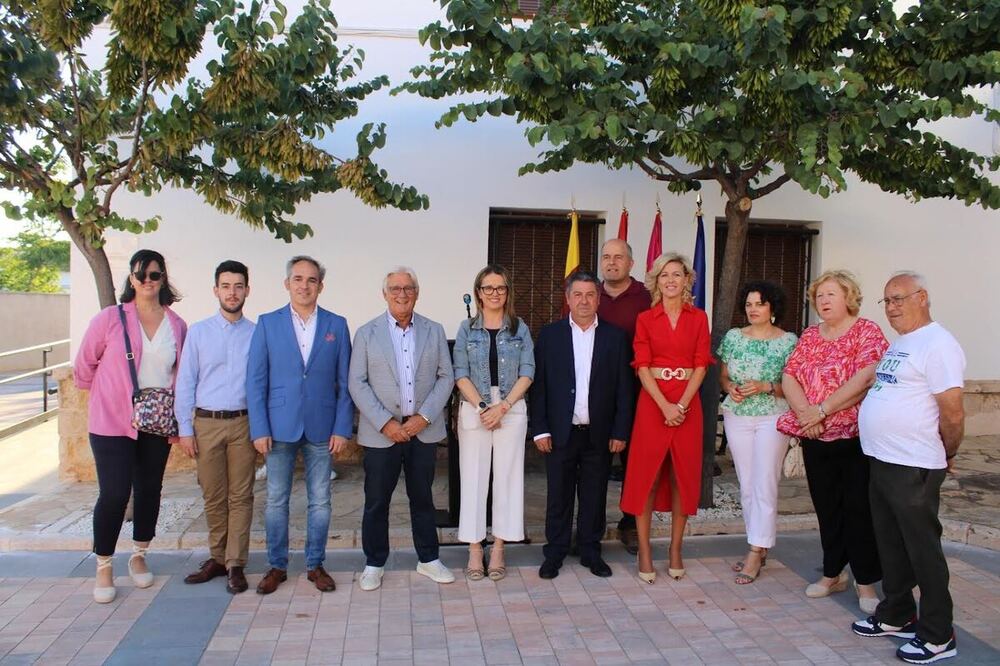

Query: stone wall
<box><xmin>56</xmin><ymin>368</ymin><xmax>363</xmax><ymax>481</ymax></box>
<box><xmin>966</xmin><ymin>380</ymin><xmax>1000</xmax><ymax>437</ymax></box>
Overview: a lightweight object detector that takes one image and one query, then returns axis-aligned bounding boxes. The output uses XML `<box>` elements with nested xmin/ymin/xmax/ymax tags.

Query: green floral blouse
<box><xmin>718</xmin><ymin>327</ymin><xmax>798</xmax><ymax>417</ymax></box>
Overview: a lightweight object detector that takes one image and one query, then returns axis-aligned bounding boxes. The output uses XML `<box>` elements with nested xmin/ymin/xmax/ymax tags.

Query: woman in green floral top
<box><xmin>718</xmin><ymin>281</ymin><xmax>797</xmax><ymax>584</ymax></box>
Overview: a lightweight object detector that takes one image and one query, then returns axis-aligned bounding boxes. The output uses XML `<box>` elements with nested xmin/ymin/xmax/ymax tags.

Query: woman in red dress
<box><xmin>621</xmin><ymin>253</ymin><xmax>712</xmax><ymax>583</ymax></box>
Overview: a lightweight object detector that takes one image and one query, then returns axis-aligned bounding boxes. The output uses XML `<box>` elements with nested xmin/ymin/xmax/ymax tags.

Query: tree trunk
<box><xmin>57</xmin><ymin>210</ymin><xmax>117</xmax><ymax>308</ymax></box>
<box><xmin>711</xmin><ymin>198</ymin><xmax>752</xmax><ymax>350</ymax></box>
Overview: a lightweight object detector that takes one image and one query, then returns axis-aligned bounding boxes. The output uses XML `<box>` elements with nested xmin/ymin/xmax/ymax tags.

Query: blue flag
<box><xmin>692</xmin><ymin>212</ymin><xmax>706</xmax><ymax>309</ymax></box>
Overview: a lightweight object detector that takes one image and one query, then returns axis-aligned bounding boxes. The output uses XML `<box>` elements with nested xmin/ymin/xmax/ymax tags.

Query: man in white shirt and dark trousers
<box><xmin>854</xmin><ymin>271</ymin><xmax>965</xmax><ymax>664</ymax></box>
<box><xmin>175</xmin><ymin>261</ymin><xmax>256</xmax><ymax>594</ymax></box>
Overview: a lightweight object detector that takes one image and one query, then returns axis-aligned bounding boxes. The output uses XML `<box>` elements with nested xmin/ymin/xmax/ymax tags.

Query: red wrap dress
<box><xmin>620</xmin><ymin>304</ymin><xmax>712</xmax><ymax>516</ymax></box>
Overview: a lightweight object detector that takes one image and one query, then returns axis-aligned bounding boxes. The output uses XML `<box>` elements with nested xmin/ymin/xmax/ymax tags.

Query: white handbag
<box><xmin>783</xmin><ymin>438</ymin><xmax>806</xmax><ymax>479</ymax></box>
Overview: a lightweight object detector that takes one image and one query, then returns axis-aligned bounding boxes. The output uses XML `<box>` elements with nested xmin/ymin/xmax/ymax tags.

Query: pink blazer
<box><xmin>74</xmin><ymin>302</ymin><xmax>187</xmax><ymax>439</ymax></box>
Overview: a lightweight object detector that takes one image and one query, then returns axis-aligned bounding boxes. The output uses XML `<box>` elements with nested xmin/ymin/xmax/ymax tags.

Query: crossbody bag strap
<box><xmin>117</xmin><ymin>305</ymin><xmax>141</xmax><ymax>401</ymax></box>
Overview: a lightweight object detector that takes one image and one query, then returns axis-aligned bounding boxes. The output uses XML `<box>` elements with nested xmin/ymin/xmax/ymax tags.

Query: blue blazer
<box><xmin>529</xmin><ymin>318</ymin><xmax>634</xmax><ymax>450</ymax></box>
<box><xmin>246</xmin><ymin>304</ymin><xmax>354</xmax><ymax>443</ymax></box>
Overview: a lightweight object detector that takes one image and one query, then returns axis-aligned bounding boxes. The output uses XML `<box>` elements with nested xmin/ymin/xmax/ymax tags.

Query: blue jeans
<box><xmin>265</xmin><ymin>438</ymin><xmax>331</xmax><ymax>570</ymax></box>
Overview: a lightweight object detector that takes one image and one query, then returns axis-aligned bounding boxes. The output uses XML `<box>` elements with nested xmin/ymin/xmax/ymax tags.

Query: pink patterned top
<box><xmin>776</xmin><ymin>318</ymin><xmax>888</xmax><ymax>441</ymax></box>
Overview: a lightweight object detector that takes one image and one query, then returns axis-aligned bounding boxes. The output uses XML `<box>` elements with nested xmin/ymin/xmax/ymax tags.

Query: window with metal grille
<box><xmin>713</xmin><ymin>220</ymin><xmax>818</xmax><ymax>334</ymax></box>
<box><xmin>488</xmin><ymin>208</ymin><xmax>603</xmax><ymax>336</ymax></box>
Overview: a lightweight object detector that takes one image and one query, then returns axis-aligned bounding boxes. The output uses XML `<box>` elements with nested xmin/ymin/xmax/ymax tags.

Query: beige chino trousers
<box><xmin>193</xmin><ymin>415</ymin><xmax>256</xmax><ymax>568</ymax></box>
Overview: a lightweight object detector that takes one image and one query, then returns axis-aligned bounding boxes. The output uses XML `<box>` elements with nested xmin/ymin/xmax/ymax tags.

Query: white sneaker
<box><xmin>359</xmin><ymin>565</ymin><xmax>384</xmax><ymax>591</ymax></box>
<box><xmin>329</xmin><ymin>467</ymin><xmax>337</xmax><ymax>481</ymax></box>
<box><xmin>416</xmin><ymin>559</ymin><xmax>455</xmax><ymax>584</ymax></box>
<box><xmin>255</xmin><ymin>466</ymin><xmax>267</xmax><ymax>481</ymax></box>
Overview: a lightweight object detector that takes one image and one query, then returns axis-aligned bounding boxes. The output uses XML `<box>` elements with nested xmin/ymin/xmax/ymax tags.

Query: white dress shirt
<box><xmin>534</xmin><ymin>316</ymin><xmax>598</xmax><ymax>441</ymax></box>
<box><xmin>291</xmin><ymin>306</ymin><xmax>318</xmax><ymax>365</ymax></box>
<box><xmin>387</xmin><ymin>311</ymin><xmax>416</xmax><ymax>416</ymax></box>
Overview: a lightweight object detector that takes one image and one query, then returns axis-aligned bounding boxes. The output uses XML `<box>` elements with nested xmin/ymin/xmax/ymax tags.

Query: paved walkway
<box><xmin>1</xmin><ymin>534</ymin><xmax>998</xmax><ymax>665</ymax></box>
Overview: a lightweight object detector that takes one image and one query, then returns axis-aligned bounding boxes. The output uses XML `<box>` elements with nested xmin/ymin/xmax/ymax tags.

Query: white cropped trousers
<box><xmin>722</xmin><ymin>412</ymin><xmax>789</xmax><ymax>549</ymax></box>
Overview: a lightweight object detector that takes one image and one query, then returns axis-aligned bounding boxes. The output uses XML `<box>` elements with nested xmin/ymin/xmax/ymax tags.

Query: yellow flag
<box><xmin>564</xmin><ymin>210</ymin><xmax>580</xmax><ymax>277</ymax></box>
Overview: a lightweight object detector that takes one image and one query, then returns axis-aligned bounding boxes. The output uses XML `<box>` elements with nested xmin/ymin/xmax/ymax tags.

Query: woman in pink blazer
<box><xmin>74</xmin><ymin>249</ymin><xmax>187</xmax><ymax>603</ymax></box>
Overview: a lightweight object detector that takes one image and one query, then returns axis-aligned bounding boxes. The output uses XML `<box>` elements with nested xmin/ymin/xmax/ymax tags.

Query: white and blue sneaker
<box><xmin>852</xmin><ymin>615</ymin><xmax>917</xmax><ymax>639</ymax></box>
<box><xmin>896</xmin><ymin>635</ymin><xmax>957</xmax><ymax>664</ymax></box>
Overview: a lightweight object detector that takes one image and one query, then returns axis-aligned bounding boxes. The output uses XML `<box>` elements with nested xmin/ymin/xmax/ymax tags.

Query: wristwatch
<box><xmin>478</xmin><ymin>401</ymin><xmax>488</xmax><ymax>413</ymax></box>
<box><xmin>817</xmin><ymin>403</ymin><xmax>828</xmax><ymax>419</ymax></box>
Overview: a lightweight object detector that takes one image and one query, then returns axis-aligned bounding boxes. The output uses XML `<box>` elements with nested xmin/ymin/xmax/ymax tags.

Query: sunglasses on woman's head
<box><xmin>133</xmin><ymin>270</ymin><xmax>164</xmax><ymax>282</ymax></box>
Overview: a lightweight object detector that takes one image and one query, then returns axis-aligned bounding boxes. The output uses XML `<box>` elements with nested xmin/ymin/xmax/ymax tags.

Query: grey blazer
<box><xmin>348</xmin><ymin>312</ymin><xmax>454</xmax><ymax>448</ymax></box>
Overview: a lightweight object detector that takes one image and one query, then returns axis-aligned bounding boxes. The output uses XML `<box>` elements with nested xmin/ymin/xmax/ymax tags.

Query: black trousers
<box><xmin>870</xmin><ymin>458</ymin><xmax>953</xmax><ymax>644</ymax></box>
<box><xmin>89</xmin><ymin>432</ymin><xmax>172</xmax><ymax>556</ymax></box>
<box><xmin>617</xmin><ymin>385</ymin><xmax>641</xmax><ymax>532</ymax></box>
<box><xmin>801</xmin><ymin>436</ymin><xmax>881</xmax><ymax>584</ymax></box>
<box><xmin>362</xmin><ymin>438</ymin><xmax>439</xmax><ymax>567</ymax></box>
<box><xmin>544</xmin><ymin>426</ymin><xmax>612</xmax><ymax>562</ymax></box>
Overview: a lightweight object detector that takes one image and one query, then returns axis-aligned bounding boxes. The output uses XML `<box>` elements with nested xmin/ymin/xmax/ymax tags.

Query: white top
<box><xmin>291</xmin><ymin>306</ymin><xmax>318</xmax><ymax>365</ymax></box>
<box><xmin>386</xmin><ymin>311</ymin><xmax>416</xmax><ymax>417</ymax></box>
<box><xmin>137</xmin><ymin>318</ymin><xmax>177</xmax><ymax>389</ymax></box>
<box><xmin>569</xmin><ymin>316</ymin><xmax>598</xmax><ymax>425</ymax></box>
<box><xmin>859</xmin><ymin>322</ymin><xmax>965</xmax><ymax>469</ymax></box>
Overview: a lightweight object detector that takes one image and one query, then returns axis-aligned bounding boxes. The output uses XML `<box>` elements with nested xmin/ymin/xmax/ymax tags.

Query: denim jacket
<box><xmin>452</xmin><ymin>316</ymin><xmax>534</xmax><ymax>402</ymax></box>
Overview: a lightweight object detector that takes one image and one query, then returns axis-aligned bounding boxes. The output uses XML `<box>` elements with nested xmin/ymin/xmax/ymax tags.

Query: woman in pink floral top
<box><xmin>778</xmin><ymin>270</ymin><xmax>888</xmax><ymax>614</ymax></box>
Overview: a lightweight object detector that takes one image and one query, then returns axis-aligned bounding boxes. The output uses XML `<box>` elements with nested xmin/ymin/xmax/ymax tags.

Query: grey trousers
<box><xmin>869</xmin><ymin>457</ymin><xmax>953</xmax><ymax>644</ymax></box>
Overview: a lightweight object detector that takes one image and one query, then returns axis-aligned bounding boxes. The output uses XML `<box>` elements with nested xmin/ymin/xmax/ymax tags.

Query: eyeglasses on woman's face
<box><xmin>133</xmin><ymin>270</ymin><xmax>164</xmax><ymax>283</ymax></box>
<box><xmin>478</xmin><ymin>285</ymin><xmax>508</xmax><ymax>296</ymax></box>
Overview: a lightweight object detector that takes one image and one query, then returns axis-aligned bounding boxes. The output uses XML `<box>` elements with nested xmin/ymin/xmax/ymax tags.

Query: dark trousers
<box><xmin>89</xmin><ymin>432</ymin><xmax>172</xmax><ymax>556</ymax></box>
<box><xmin>362</xmin><ymin>438</ymin><xmax>439</xmax><ymax>567</ymax></box>
<box><xmin>870</xmin><ymin>458</ymin><xmax>952</xmax><ymax>644</ymax></box>
<box><xmin>801</xmin><ymin>436</ymin><xmax>881</xmax><ymax>584</ymax></box>
<box><xmin>544</xmin><ymin>426</ymin><xmax>612</xmax><ymax>562</ymax></box>
<box><xmin>616</xmin><ymin>444</ymin><xmax>636</xmax><ymax>532</ymax></box>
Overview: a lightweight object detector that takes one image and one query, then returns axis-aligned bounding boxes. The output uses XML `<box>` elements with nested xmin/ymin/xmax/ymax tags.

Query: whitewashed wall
<box><xmin>70</xmin><ymin>1</ymin><xmax>1000</xmax><ymax>378</ymax></box>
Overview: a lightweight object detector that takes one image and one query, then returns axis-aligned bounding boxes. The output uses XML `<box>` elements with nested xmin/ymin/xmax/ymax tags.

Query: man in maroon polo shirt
<box><xmin>597</xmin><ymin>238</ymin><xmax>650</xmax><ymax>555</ymax></box>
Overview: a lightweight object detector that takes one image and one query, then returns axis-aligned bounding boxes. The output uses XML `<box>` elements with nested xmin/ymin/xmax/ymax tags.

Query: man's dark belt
<box><xmin>195</xmin><ymin>408</ymin><xmax>248</xmax><ymax>419</ymax></box>
<box><xmin>571</xmin><ymin>423</ymin><xmax>591</xmax><ymax>431</ymax></box>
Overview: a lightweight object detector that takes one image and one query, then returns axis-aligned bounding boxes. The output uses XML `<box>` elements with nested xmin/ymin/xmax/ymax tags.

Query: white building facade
<box><xmin>70</xmin><ymin>1</ymin><xmax>1000</xmax><ymax>380</ymax></box>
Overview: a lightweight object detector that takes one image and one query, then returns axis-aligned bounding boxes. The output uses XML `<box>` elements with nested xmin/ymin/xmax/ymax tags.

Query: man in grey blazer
<box><xmin>348</xmin><ymin>266</ymin><xmax>456</xmax><ymax>591</ymax></box>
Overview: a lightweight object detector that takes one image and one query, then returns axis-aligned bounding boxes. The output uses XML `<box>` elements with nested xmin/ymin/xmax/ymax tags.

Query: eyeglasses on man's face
<box><xmin>478</xmin><ymin>285</ymin><xmax>508</xmax><ymax>296</ymax></box>
<box><xmin>877</xmin><ymin>290</ymin><xmax>923</xmax><ymax>307</ymax></box>
<box><xmin>133</xmin><ymin>270</ymin><xmax>164</xmax><ymax>283</ymax></box>
<box><xmin>386</xmin><ymin>285</ymin><xmax>417</xmax><ymax>296</ymax></box>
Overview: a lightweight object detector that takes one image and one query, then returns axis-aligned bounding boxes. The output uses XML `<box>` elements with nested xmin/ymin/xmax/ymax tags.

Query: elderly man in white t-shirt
<box><xmin>853</xmin><ymin>271</ymin><xmax>965</xmax><ymax>665</ymax></box>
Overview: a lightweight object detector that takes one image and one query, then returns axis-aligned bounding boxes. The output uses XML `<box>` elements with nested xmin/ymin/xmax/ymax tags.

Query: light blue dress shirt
<box><xmin>174</xmin><ymin>312</ymin><xmax>256</xmax><ymax>437</ymax></box>
<box><xmin>386</xmin><ymin>311</ymin><xmax>416</xmax><ymax>417</ymax></box>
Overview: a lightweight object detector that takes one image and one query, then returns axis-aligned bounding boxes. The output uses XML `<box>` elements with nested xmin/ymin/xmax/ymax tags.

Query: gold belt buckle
<box><xmin>660</xmin><ymin>367</ymin><xmax>687</xmax><ymax>381</ymax></box>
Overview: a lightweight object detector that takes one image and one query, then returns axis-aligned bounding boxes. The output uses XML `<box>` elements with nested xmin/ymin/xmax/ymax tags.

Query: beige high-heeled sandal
<box><xmin>93</xmin><ymin>555</ymin><xmax>116</xmax><ymax>604</ymax></box>
<box><xmin>637</xmin><ymin>556</ymin><xmax>656</xmax><ymax>584</ymax></box>
<box><xmin>129</xmin><ymin>544</ymin><xmax>154</xmax><ymax>589</ymax></box>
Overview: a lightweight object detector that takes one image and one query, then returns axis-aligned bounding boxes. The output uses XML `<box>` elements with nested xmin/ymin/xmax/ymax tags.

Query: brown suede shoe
<box><xmin>226</xmin><ymin>566</ymin><xmax>248</xmax><ymax>594</ymax></box>
<box><xmin>256</xmin><ymin>568</ymin><xmax>287</xmax><ymax>595</ymax></box>
<box><xmin>307</xmin><ymin>566</ymin><xmax>336</xmax><ymax>592</ymax></box>
<box><xmin>184</xmin><ymin>559</ymin><xmax>227</xmax><ymax>585</ymax></box>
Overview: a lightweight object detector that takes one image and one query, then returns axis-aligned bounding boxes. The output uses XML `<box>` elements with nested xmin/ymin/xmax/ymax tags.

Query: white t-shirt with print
<box><xmin>859</xmin><ymin>322</ymin><xmax>965</xmax><ymax>469</ymax></box>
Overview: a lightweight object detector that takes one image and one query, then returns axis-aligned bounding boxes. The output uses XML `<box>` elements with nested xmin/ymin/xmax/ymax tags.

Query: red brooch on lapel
<box><xmin>325</xmin><ymin>332</ymin><xmax>335</xmax><ymax>342</ymax></box>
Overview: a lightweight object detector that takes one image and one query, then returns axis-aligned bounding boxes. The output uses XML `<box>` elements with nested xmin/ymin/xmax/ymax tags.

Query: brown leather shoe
<box><xmin>184</xmin><ymin>559</ymin><xmax>227</xmax><ymax>585</ymax></box>
<box><xmin>256</xmin><ymin>568</ymin><xmax>287</xmax><ymax>595</ymax></box>
<box><xmin>620</xmin><ymin>527</ymin><xmax>639</xmax><ymax>556</ymax></box>
<box><xmin>226</xmin><ymin>566</ymin><xmax>248</xmax><ymax>594</ymax></box>
<box><xmin>307</xmin><ymin>566</ymin><xmax>336</xmax><ymax>592</ymax></box>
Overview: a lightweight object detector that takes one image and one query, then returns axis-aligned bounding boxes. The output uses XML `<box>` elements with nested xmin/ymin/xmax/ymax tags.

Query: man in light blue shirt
<box><xmin>174</xmin><ymin>260</ymin><xmax>256</xmax><ymax>594</ymax></box>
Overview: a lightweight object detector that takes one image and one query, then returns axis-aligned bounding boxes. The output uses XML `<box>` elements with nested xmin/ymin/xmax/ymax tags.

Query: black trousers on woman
<box><xmin>801</xmin><ymin>436</ymin><xmax>882</xmax><ymax>584</ymax></box>
<box><xmin>90</xmin><ymin>432</ymin><xmax>172</xmax><ymax>556</ymax></box>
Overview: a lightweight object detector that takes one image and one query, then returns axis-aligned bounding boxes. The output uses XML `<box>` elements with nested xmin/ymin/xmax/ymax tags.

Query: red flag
<box><xmin>645</xmin><ymin>208</ymin><xmax>662</xmax><ymax>271</ymax></box>
<box><xmin>617</xmin><ymin>208</ymin><xmax>629</xmax><ymax>240</ymax></box>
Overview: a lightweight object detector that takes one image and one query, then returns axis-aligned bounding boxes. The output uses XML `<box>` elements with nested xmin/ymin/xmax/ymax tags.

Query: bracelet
<box><xmin>502</xmin><ymin>398</ymin><xmax>513</xmax><ymax>410</ymax></box>
<box><xmin>676</xmin><ymin>402</ymin><xmax>688</xmax><ymax>413</ymax></box>
<box><xmin>817</xmin><ymin>403</ymin><xmax>827</xmax><ymax>419</ymax></box>
<box><xmin>766</xmin><ymin>382</ymin><xmax>775</xmax><ymax>395</ymax></box>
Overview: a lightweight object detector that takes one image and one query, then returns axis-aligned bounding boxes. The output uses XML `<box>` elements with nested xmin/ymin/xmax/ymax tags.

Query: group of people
<box><xmin>74</xmin><ymin>243</ymin><xmax>964</xmax><ymax>663</ymax></box>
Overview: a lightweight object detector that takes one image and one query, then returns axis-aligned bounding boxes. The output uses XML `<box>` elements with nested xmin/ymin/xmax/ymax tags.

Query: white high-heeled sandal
<box><xmin>93</xmin><ymin>555</ymin><xmax>116</xmax><ymax>604</ymax></box>
<box><xmin>128</xmin><ymin>544</ymin><xmax>155</xmax><ymax>589</ymax></box>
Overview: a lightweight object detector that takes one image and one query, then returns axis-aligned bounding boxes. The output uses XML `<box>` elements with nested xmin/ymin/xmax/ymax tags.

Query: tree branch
<box><xmin>102</xmin><ymin>60</ymin><xmax>151</xmax><ymax>213</ymax></box>
<box><xmin>67</xmin><ymin>53</ymin><xmax>86</xmax><ymax>182</ymax></box>
<box><xmin>645</xmin><ymin>152</ymin><xmax>716</xmax><ymax>181</ymax></box>
<box><xmin>750</xmin><ymin>172</ymin><xmax>791</xmax><ymax>199</ymax></box>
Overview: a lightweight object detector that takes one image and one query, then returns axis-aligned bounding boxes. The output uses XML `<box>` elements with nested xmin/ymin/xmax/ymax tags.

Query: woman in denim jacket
<box><xmin>453</xmin><ymin>265</ymin><xmax>534</xmax><ymax>581</ymax></box>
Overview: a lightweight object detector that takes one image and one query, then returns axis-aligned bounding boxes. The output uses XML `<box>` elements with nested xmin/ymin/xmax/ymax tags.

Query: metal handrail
<box><xmin>0</xmin><ymin>362</ymin><xmax>71</xmax><ymax>386</ymax></box>
<box><xmin>0</xmin><ymin>339</ymin><xmax>70</xmax><ymax>360</ymax></box>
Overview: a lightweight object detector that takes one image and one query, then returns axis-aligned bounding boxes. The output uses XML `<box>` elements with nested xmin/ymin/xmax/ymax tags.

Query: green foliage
<box><xmin>398</xmin><ymin>0</ymin><xmax>1000</xmax><ymax>208</ymax></box>
<box><xmin>0</xmin><ymin>0</ymin><xmax>429</xmax><ymax>257</ymax></box>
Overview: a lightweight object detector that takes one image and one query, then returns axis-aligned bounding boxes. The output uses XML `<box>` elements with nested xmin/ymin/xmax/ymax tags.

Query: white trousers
<box><xmin>457</xmin><ymin>387</ymin><xmax>527</xmax><ymax>543</ymax></box>
<box><xmin>723</xmin><ymin>412</ymin><xmax>789</xmax><ymax>548</ymax></box>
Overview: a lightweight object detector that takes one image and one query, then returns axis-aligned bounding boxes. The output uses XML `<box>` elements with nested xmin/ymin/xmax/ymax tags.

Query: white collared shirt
<box><xmin>533</xmin><ymin>316</ymin><xmax>598</xmax><ymax>442</ymax></box>
<box><xmin>569</xmin><ymin>316</ymin><xmax>598</xmax><ymax>425</ymax></box>
<box><xmin>291</xmin><ymin>306</ymin><xmax>318</xmax><ymax>365</ymax></box>
<box><xmin>386</xmin><ymin>311</ymin><xmax>416</xmax><ymax>416</ymax></box>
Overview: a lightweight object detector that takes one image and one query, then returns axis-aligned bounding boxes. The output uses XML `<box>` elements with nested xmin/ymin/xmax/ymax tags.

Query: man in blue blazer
<box><xmin>246</xmin><ymin>256</ymin><xmax>354</xmax><ymax>595</ymax></box>
<box><xmin>531</xmin><ymin>270</ymin><xmax>634</xmax><ymax>579</ymax></box>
